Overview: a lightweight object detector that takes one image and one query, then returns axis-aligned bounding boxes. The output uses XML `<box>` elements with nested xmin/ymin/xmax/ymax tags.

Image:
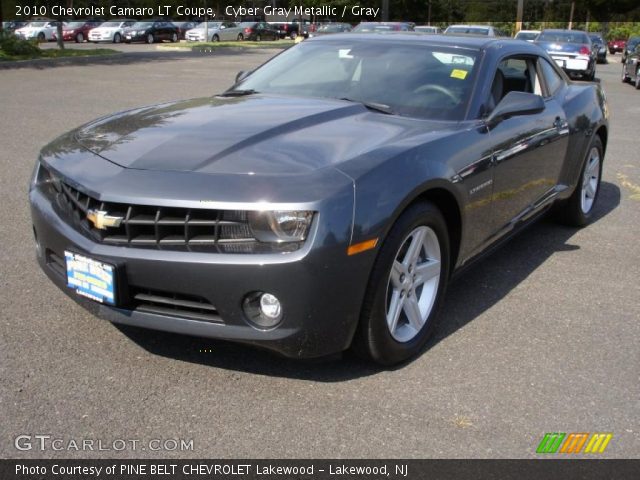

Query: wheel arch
<box><xmin>595</xmin><ymin>125</ymin><xmax>608</xmax><ymax>156</ymax></box>
<box><xmin>408</xmin><ymin>187</ymin><xmax>463</xmax><ymax>275</ymax></box>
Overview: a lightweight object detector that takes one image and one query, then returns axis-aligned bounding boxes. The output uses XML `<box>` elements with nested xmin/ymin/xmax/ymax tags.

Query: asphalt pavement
<box><xmin>0</xmin><ymin>50</ymin><xmax>638</xmax><ymax>459</ymax></box>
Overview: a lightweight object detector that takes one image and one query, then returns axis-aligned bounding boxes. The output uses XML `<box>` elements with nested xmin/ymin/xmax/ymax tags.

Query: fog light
<box><xmin>260</xmin><ymin>293</ymin><xmax>281</xmax><ymax>320</ymax></box>
<box><xmin>243</xmin><ymin>292</ymin><xmax>283</xmax><ymax>329</ymax></box>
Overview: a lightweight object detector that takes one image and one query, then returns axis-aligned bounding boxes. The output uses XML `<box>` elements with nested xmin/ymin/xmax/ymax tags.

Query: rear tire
<box><xmin>635</xmin><ymin>68</ymin><xmax>640</xmax><ymax>89</ymax></box>
<box><xmin>37</xmin><ymin>32</ymin><xmax>45</xmax><ymax>43</ymax></box>
<box><xmin>353</xmin><ymin>201</ymin><xmax>450</xmax><ymax>366</ymax></box>
<box><xmin>555</xmin><ymin>136</ymin><xmax>603</xmax><ymax>227</ymax></box>
<box><xmin>237</xmin><ymin>34</ymin><xmax>243</xmax><ymax>41</ymax></box>
<box><xmin>256</xmin><ymin>34</ymin><xmax>261</xmax><ymax>42</ymax></box>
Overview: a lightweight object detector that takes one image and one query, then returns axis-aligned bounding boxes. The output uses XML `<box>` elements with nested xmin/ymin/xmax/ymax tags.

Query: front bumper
<box><xmin>88</xmin><ymin>33</ymin><xmax>114</xmax><ymax>42</ymax></box>
<box><xmin>29</xmin><ymin>169</ymin><xmax>371</xmax><ymax>359</ymax></box>
<box><xmin>124</xmin><ymin>33</ymin><xmax>147</xmax><ymax>42</ymax></box>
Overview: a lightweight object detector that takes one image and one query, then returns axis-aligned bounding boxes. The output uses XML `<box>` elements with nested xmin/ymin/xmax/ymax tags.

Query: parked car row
<box><xmin>186</xmin><ymin>21</ymin><xmax>279</xmax><ymax>42</ymax></box>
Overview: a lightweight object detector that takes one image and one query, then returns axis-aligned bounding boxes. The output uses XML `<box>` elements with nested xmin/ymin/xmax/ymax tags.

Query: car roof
<box><xmin>542</xmin><ymin>28</ymin><xmax>587</xmax><ymax>33</ymax></box>
<box><xmin>310</xmin><ymin>32</ymin><xmax>547</xmax><ymax>53</ymax></box>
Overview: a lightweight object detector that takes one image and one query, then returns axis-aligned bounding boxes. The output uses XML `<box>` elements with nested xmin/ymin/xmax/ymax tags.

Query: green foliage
<box><xmin>607</xmin><ymin>23</ymin><xmax>640</xmax><ymax>40</ymax></box>
<box><xmin>0</xmin><ymin>33</ymin><xmax>41</xmax><ymax>56</ymax></box>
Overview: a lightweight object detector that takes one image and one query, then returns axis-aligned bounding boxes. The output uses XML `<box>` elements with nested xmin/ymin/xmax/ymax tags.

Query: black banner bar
<box><xmin>1</xmin><ymin>459</ymin><xmax>639</xmax><ymax>480</ymax></box>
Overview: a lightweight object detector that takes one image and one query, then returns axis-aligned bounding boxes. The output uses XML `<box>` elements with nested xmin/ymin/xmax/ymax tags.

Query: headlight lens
<box><xmin>248</xmin><ymin>210</ymin><xmax>314</xmax><ymax>243</ymax></box>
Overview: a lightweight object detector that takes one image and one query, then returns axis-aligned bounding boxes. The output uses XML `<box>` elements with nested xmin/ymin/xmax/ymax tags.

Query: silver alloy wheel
<box><xmin>580</xmin><ymin>146</ymin><xmax>600</xmax><ymax>214</ymax></box>
<box><xmin>385</xmin><ymin>226</ymin><xmax>441</xmax><ymax>343</ymax></box>
<box><xmin>147</xmin><ymin>34</ymin><xmax>154</xmax><ymax>44</ymax></box>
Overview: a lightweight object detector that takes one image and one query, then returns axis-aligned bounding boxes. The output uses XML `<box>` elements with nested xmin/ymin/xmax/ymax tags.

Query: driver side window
<box><xmin>486</xmin><ymin>56</ymin><xmax>543</xmax><ymax>114</ymax></box>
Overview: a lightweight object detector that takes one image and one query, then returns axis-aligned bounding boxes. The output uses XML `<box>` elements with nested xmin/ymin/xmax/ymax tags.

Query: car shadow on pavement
<box><xmin>0</xmin><ymin>49</ymin><xmax>278</xmax><ymax>71</ymax></box>
<box><xmin>116</xmin><ymin>181</ymin><xmax>620</xmax><ymax>381</ymax></box>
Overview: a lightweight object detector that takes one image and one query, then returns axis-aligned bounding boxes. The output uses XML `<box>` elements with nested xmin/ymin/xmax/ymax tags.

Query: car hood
<box><xmin>69</xmin><ymin>95</ymin><xmax>454</xmax><ymax>176</ymax></box>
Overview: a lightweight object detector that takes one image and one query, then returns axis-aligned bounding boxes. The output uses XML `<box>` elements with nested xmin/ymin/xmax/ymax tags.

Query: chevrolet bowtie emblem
<box><xmin>86</xmin><ymin>209</ymin><xmax>123</xmax><ymax>230</ymax></box>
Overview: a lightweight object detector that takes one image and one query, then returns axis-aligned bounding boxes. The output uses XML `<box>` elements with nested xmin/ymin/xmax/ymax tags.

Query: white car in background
<box><xmin>514</xmin><ymin>30</ymin><xmax>541</xmax><ymax>42</ymax></box>
<box><xmin>14</xmin><ymin>20</ymin><xmax>61</xmax><ymax>42</ymax></box>
<box><xmin>185</xmin><ymin>21</ymin><xmax>243</xmax><ymax>42</ymax></box>
<box><xmin>88</xmin><ymin>19</ymin><xmax>136</xmax><ymax>43</ymax></box>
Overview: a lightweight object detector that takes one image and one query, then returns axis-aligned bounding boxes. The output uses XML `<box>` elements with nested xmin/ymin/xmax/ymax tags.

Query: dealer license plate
<box><xmin>65</xmin><ymin>251</ymin><xmax>116</xmax><ymax>305</ymax></box>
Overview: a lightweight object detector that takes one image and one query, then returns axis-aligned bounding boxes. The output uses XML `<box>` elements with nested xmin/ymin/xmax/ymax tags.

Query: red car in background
<box><xmin>53</xmin><ymin>19</ymin><xmax>102</xmax><ymax>43</ymax></box>
<box><xmin>608</xmin><ymin>38</ymin><xmax>626</xmax><ymax>54</ymax></box>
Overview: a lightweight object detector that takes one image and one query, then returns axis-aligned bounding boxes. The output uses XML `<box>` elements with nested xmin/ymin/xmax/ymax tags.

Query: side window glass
<box><xmin>539</xmin><ymin>59</ymin><xmax>564</xmax><ymax>96</ymax></box>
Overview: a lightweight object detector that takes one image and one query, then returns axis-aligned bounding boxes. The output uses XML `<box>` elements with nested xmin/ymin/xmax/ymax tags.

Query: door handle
<box><xmin>553</xmin><ymin>117</ymin><xmax>567</xmax><ymax>132</ymax></box>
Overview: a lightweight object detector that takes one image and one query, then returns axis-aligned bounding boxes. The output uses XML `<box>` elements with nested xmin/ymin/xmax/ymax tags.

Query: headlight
<box><xmin>248</xmin><ymin>210</ymin><xmax>314</xmax><ymax>243</ymax></box>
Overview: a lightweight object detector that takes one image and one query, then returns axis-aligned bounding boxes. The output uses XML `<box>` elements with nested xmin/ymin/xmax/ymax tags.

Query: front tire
<box><xmin>146</xmin><ymin>33</ymin><xmax>154</xmax><ymax>44</ymax></box>
<box><xmin>75</xmin><ymin>32</ymin><xmax>84</xmax><ymax>43</ymax></box>
<box><xmin>353</xmin><ymin>202</ymin><xmax>450</xmax><ymax>365</ymax></box>
<box><xmin>113</xmin><ymin>33</ymin><xmax>121</xmax><ymax>44</ymax></box>
<box><xmin>237</xmin><ymin>34</ymin><xmax>243</xmax><ymax>41</ymax></box>
<box><xmin>556</xmin><ymin>136</ymin><xmax>603</xmax><ymax>227</ymax></box>
<box><xmin>622</xmin><ymin>65</ymin><xmax>630</xmax><ymax>83</ymax></box>
<box><xmin>635</xmin><ymin>68</ymin><xmax>640</xmax><ymax>89</ymax></box>
<box><xmin>171</xmin><ymin>33</ymin><xmax>178</xmax><ymax>43</ymax></box>
<box><xmin>212</xmin><ymin>34</ymin><xmax>219</xmax><ymax>42</ymax></box>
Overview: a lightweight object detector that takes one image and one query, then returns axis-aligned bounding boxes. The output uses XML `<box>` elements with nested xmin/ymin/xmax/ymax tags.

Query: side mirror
<box><xmin>220</xmin><ymin>25</ymin><xmax>226</xmax><ymax>30</ymax></box>
<box><xmin>235</xmin><ymin>70</ymin><xmax>250</xmax><ymax>83</ymax></box>
<box><xmin>486</xmin><ymin>91</ymin><xmax>545</xmax><ymax>128</ymax></box>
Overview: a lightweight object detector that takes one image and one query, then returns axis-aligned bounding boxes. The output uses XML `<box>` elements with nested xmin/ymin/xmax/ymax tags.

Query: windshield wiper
<box><xmin>338</xmin><ymin>97</ymin><xmax>395</xmax><ymax>115</ymax></box>
<box><xmin>218</xmin><ymin>89</ymin><xmax>258</xmax><ymax>97</ymax></box>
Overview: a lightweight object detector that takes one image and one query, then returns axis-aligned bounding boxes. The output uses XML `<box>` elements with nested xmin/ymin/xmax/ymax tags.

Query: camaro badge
<box><xmin>86</xmin><ymin>209</ymin><xmax>123</xmax><ymax>230</ymax></box>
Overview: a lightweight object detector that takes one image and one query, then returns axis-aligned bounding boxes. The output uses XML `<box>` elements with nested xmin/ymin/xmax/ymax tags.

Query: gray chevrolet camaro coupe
<box><xmin>30</xmin><ymin>34</ymin><xmax>609</xmax><ymax>365</ymax></box>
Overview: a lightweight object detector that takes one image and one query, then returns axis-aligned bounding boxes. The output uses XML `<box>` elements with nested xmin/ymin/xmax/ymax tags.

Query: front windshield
<box><xmin>27</xmin><ymin>22</ymin><xmax>47</xmax><ymax>27</ymax></box>
<box><xmin>99</xmin><ymin>21</ymin><xmax>123</xmax><ymax>28</ymax></box>
<box><xmin>66</xmin><ymin>22</ymin><xmax>85</xmax><ymax>28</ymax></box>
<box><xmin>196</xmin><ymin>22</ymin><xmax>221</xmax><ymax>29</ymax></box>
<box><xmin>233</xmin><ymin>39</ymin><xmax>478</xmax><ymax>121</ymax></box>
<box><xmin>589</xmin><ymin>35</ymin><xmax>603</xmax><ymax>43</ymax></box>
<box><xmin>516</xmin><ymin>32</ymin><xmax>538</xmax><ymax>41</ymax></box>
<box><xmin>352</xmin><ymin>23</ymin><xmax>405</xmax><ymax>32</ymax></box>
<box><xmin>318</xmin><ymin>24</ymin><xmax>345</xmax><ymax>33</ymax></box>
<box><xmin>447</xmin><ymin>26</ymin><xmax>490</xmax><ymax>35</ymax></box>
<box><xmin>131</xmin><ymin>22</ymin><xmax>153</xmax><ymax>29</ymax></box>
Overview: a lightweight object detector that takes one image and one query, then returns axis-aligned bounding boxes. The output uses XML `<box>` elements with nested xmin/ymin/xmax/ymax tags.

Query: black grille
<box><xmin>40</xmin><ymin>166</ymin><xmax>302</xmax><ymax>253</ymax></box>
<box><xmin>46</xmin><ymin>249</ymin><xmax>66</xmax><ymax>278</ymax></box>
<box><xmin>131</xmin><ymin>288</ymin><xmax>222</xmax><ymax>323</ymax></box>
<box><xmin>57</xmin><ymin>180</ymin><xmax>254</xmax><ymax>249</ymax></box>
